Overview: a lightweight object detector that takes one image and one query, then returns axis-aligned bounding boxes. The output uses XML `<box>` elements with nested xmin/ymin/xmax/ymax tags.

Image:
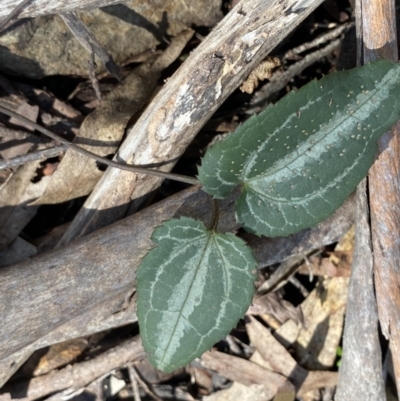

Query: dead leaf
<box><xmin>0</xmin><ymin>135</ymin><xmax>33</xmax><ymax>162</ymax></box>
<box><xmin>246</xmin><ymin>316</ymin><xmax>338</xmax><ymax>396</ymax></box>
<box><xmin>36</xmin><ymin>30</ymin><xmax>194</xmax><ymax>205</ymax></box>
<box><xmin>273</xmin><ymin>319</ymin><xmax>301</xmax><ymax>349</ymax></box>
<box><xmin>240</xmin><ymin>57</ymin><xmax>281</xmax><ymax>94</ymax></box>
<box><xmin>203</xmin><ymin>382</ymin><xmax>271</xmax><ymax>401</ymax></box>
<box><xmin>201</xmin><ymin>350</ymin><xmax>292</xmax><ymax>401</ymax></box>
<box><xmin>248</xmin><ymin>292</ymin><xmax>305</xmax><ymax>327</ymax></box>
<box><xmin>8</xmin><ymin>103</ymin><xmax>39</xmax><ymax>132</ymax></box>
<box><xmin>247</xmin><ymin>316</ymin><xmax>299</xmax><ymax>377</ymax></box>
<box><xmin>295</xmin><ymin>277</ymin><xmax>349</xmax><ymax>369</ymax></box>
<box><xmin>0</xmin><ymin>161</ymin><xmax>52</xmax><ymax>250</ymax></box>
<box><xmin>16</xmin><ymin>339</ymin><xmax>88</xmax><ymax>378</ymax></box>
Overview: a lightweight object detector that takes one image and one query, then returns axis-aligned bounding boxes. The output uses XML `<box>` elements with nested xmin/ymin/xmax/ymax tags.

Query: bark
<box><xmin>0</xmin><ymin>0</ymin><xmax>123</xmax><ymax>19</ymax></box>
<box><xmin>335</xmin><ymin>181</ymin><xmax>385</xmax><ymax>401</ymax></box>
<box><xmin>336</xmin><ymin>0</ymin><xmax>399</xmax><ymax>399</ymax></box>
<box><xmin>0</xmin><ymin>338</ymin><xmax>144</xmax><ymax>401</ymax></box>
<box><xmin>0</xmin><ymin>185</ymin><xmax>355</xmax><ymax>365</ymax></box>
<box><xmin>363</xmin><ymin>0</ymin><xmax>400</xmax><ymax>393</ymax></box>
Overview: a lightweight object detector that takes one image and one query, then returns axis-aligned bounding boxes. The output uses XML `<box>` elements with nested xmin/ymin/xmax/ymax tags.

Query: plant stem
<box><xmin>0</xmin><ymin>104</ymin><xmax>200</xmax><ymax>186</ymax></box>
<box><xmin>208</xmin><ymin>196</ymin><xmax>220</xmax><ymax>231</ymax></box>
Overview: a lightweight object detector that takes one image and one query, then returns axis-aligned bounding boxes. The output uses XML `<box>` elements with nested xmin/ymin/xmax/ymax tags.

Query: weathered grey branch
<box><xmin>0</xmin><ymin>145</ymin><xmax>66</xmax><ymax>169</ymax></box>
<box><xmin>0</xmin><ymin>0</ymin><xmax>123</xmax><ymax>19</ymax></box>
<box><xmin>0</xmin><ymin>0</ymin><xmax>31</xmax><ymax>31</ymax></box>
<box><xmin>0</xmin><ymin>184</ymin><xmax>354</xmax><ymax>365</ymax></box>
<box><xmin>363</xmin><ymin>0</ymin><xmax>400</xmax><ymax>394</ymax></box>
<box><xmin>335</xmin><ymin>181</ymin><xmax>385</xmax><ymax>401</ymax></box>
<box><xmin>0</xmin><ymin>288</ymin><xmax>138</xmax><ymax>387</ymax></box>
<box><xmin>336</xmin><ymin>0</ymin><xmax>395</xmax><ymax>399</ymax></box>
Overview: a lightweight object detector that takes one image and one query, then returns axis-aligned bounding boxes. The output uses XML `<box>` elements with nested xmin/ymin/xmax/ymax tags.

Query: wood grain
<box><xmin>337</xmin><ymin>0</ymin><xmax>400</xmax><ymax>399</ymax></box>
<box><xmin>0</xmin><ymin>0</ymin><xmax>123</xmax><ymax>19</ymax></box>
<box><xmin>0</xmin><ymin>185</ymin><xmax>223</xmax><ymax>361</ymax></box>
<box><xmin>363</xmin><ymin>0</ymin><xmax>400</xmax><ymax>394</ymax></box>
<box><xmin>336</xmin><ymin>181</ymin><xmax>385</xmax><ymax>401</ymax></box>
<box><xmin>0</xmin><ymin>184</ymin><xmax>355</xmax><ymax>365</ymax></box>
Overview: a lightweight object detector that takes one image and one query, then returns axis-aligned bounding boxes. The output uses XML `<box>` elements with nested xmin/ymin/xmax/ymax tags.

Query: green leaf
<box><xmin>198</xmin><ymin>59</ymin><xmax>400</xmax><ymax>237</ymax></box>
<box><xmin>137</xmin><ymin>217</ymin><xmax>257</xmax><ymax>372</ymax></box>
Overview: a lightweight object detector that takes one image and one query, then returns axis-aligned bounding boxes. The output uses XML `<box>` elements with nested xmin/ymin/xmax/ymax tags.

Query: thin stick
<box><xmin>60</xmin><ymin>11</ymin><xmax>122</xmax><ymax>82</ymax></box>
<box><xmin>251</xmin><ymin>38</ymin><xmax>342</xmax><ymax>110</ymax></box>
<box><xmin>126</xmin><ymin>365</ymin><xmax>162</xmax><ymax>401</ymax></box>
<box><xmin>0</xmin><ymin>105</ymin><xmax>199</xmax><ymax>186</ymax></box>
<box><xmin>283</xmin><ymin>22</ymin><xmax>353</xmax><ymax>58</ymax></box>
<box><xmin>87</xmin><ymin>51</ymin><xmax>102</xmax><ymax>102</ymax></box>
<box><xmin>0</xmin><ymin>145</ymin><xmax>67</xmax><ymax>170</ymax></box>
<box><xmin>0</xmin><ymin>0</ymin><xmax>33</xmax><ymax>32</ymax></box>
<box><xmin>127</xmin><ymin>364</ymin><xmax>141</xmax><ymax>401</ymax></box>
<box><xmin>0</xmin><ymin>338</ymin><xmax>145</xmax><ymax>401</ymax></box>
<box><xmin>0</xmin><ymin>125</ymin><xmax>50</xmax><ymax>143</ymax></box>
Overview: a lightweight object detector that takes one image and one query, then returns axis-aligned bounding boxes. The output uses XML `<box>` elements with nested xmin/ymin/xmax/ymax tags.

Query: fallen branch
<box><xmin>0</xmin><ymin>145</ymin><xmax>66</xmax><ymax>170</ymax></box>
<box><xmin>0</xmin><ymin>0</ymin><xmax>31</xmax><ymax>31</ymax></box>
<box><xmin>336</xmin><ymin>0</ymin><xmax>398</xmax><ymax>399</ymax></box>
<box><xmin>0</xmin><ymin>183</ymin><xmax>354</xmax><ymax>364</ymax></box>
<box><xmin>365</xmin><ymin>0</ymin><xmax>400</xmax><ymax>394</ymax></box>
<box><xmin>0</xmin><ymin>337</ymin><xmax>144</xmax><ymax>401</ymax></box>
<box><xmin>336</xmin><ymin>180</ymin><xmax>385</xmax><ymax>400</ymax></box>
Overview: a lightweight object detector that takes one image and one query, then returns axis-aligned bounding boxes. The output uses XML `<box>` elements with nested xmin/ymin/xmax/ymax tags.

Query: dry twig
<box><xmin>0</xmin><ymin>105</ymin><xmax>198</xmax><ymax>185</ymax></box>
<box><xmin>283</xmin><ymin>22</ymin><xmax>353</xmax><ymax>58</ymax></box>
<box><xmin>0</xmin><ymin>0</ymin><xmax>123</xmax><ymax>20</ymax></box>
<box><xmin>0</xmin><ymin>145</ymin><xmax>66</xmax><ymax>170</ymax></box>
<box><xmin>0</xmin><ymin>338</ymin><xmax>144</xmax><ymax>401</ymax></box>
<box><xmin>60</xmin><ymin>11</ymin><xmax>122</xmax><ymax>81</ymax></box>
<box><xmin>251</xmin><ymin>39</ymin><xmax>342</xmax><ymax>110</ymax></box>
<box><xmin>0</xmin><ymin>0</ymin><xmax>33</xmax><ymax>32</ymax></box>
<box><xmin>127</xmin><ymin>364</ymin><xmax>142</xmax><ymax>401</ymax></box>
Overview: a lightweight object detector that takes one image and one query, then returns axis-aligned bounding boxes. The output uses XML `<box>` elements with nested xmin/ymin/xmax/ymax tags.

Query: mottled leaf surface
<box><xmin>198</xmin><ymin>59</ymin><xmax>400</xmax><ymax>236</ymax></box>
<box><xmin>137</xmin><ymin>217</ymin><xmax>257</xmax><ymax>372</ymax></box>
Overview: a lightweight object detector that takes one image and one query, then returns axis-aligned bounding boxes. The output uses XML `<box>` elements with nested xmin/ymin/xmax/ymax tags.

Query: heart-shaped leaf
<box><xmin>198</xmin><ymin>59</ymin><xmax>400</xmax><ymax>237</ymax></box>
<box><xmin>137</xmin><ymin>217</ymin><xmax>257</xmax><ymax>372</ymax></box>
